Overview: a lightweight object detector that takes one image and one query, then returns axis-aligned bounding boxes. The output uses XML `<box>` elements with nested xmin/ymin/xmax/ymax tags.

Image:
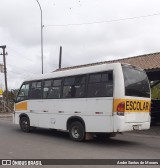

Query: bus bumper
<box><xmin>113</xmin><ymin>115</ymin><xmax>150</xmax><ymax>132</ymax></box>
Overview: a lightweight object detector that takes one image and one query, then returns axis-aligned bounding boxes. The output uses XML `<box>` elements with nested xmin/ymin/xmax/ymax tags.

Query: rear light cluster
<box><xmin>117</xmin><ymin>102</ymin><xmax>125</xmax><ymax>116</ymax></box>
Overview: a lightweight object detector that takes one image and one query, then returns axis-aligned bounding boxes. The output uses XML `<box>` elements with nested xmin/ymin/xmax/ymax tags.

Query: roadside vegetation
<box><xmin>151</xmin><ymin>83</ymin><xmax>160</xmax><ymax>99</ymax></box>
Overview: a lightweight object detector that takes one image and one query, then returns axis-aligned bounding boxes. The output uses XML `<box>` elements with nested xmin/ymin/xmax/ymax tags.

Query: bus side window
<box><xmin>63</xmin><ymin>76</ymin><xmax>86</xmax><ymax>98</ymax></box>
<box><xmin>29</xmin><ymin>81</ymin><xmax>42</xmax><ymax>99</ymax></box>
<box><xmin>17</xmin><ymin>83</ymin><xmax>29</xmax><ymax>102</ymax></box>
<box><xmin>48</xmin><ymin>79</ymin><xmax>62</xmax><ymax>99</ymax></box>
<box><xmin>63</xmin><ymin>77</ymin><xmax>75</xmax><ymax>98</ymax></box>
<box><xmin>74</xmin><ymin>76</ymin><xmax>86</xmax><ymax>98</ymax></box>
<box><xmin>43</xmin><ymin>80</ymin><xmax>52</xmax><ymax>99</ymax></box>
<box><xmin>87</xmin><ymin>71</ymin><xmax>113</xmax><ymax>97</ymax></box>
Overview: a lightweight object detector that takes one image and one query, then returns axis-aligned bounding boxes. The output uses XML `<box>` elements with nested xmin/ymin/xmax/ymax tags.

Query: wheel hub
<box><xmin>72</xmin><ymin>126</ymin><xmax>79</xmax><ymax>138</ymax></box>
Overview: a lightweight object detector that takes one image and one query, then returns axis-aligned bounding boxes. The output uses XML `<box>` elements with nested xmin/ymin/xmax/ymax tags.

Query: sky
<box><xmin>0</xmin><ymin>0</ymin><xmax>160</xmax><ymax>90</ymax></box>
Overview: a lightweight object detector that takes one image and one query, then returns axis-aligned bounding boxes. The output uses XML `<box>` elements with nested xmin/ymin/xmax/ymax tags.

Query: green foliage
<box><xmin>2</xmin><ymin>90</ymin><xmax>18</xmax><ymax>102</ymax></box>
<box><xmin>151</xmin><ymin>83</ymin><xmax>160</xmax><ymax>99</ymax></box>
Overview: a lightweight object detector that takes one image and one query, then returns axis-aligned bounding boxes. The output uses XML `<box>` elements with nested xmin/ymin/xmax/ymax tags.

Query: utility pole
<box><xmin>36</xmin><ymin>0</ymin><xmax>44</xmax><ymax>74</ymax></box>
<box><xmin>0</xmin><ymin>45</ymin><xmax>8</xmax><ymax>108</ymax></box>
<box><xmin>59</xmin><ymin>46</ymin><xmax>62</xmax><ymax>69</ymax></box>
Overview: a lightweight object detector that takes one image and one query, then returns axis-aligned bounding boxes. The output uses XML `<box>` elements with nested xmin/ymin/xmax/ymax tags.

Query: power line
<box><xmin>7</xmin><ymin>70</ymin><xmax>36</xmax><ymax>78</ymax></box>
<box><xmin>7</xmin><ymin>69</ymin><xmax>24</xmax><ymax>75</ymax></box>
<box><xmin>44</xmin><ymin>12</ymin><xmax>160</xmax><ymax>27</ymax></box>
<box><xmin>7</xmin><ymin>63</ymin><xmax>36</xmax><ymax>75</ymax></box>
<box><xmin>7</xmin><ymin>46</ymin><xmax>33</xmax><ymax>62</ymax></box>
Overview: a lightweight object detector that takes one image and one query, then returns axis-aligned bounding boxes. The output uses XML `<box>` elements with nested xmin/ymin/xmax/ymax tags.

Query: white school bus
<box><xmin>13</xmin><ymin>63</ymin><xmax>151</xmax><ymax>141</ymax></box>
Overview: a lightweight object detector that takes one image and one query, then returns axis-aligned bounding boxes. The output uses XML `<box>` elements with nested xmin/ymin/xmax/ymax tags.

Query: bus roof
<box><xmin>24</xmin><ymin>62</ymin><xmax>122</xmax><ymax>82</ymax></box>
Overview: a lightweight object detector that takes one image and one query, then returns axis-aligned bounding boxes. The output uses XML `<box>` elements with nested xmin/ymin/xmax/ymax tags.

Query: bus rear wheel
<box><xmin>69</xmin><ymin>121</ymin><xmax>85</xmax><ymax>142</ymax></box>
<box><xmin>20</xmin><ymin>117</ymin><xmax>30</xmax><ymax>133</ymax></box>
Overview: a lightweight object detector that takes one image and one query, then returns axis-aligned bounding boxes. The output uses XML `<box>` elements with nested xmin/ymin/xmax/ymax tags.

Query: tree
<box><xmin>151</xmin><ymin>83</ymin><xmax>160</xmax><ymax>99</ymax></box>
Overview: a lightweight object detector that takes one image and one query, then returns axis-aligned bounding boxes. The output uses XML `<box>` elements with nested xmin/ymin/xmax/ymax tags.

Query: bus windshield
<box><xmin>122</xmin><ymin>65</ymin><xmax>150</xmax><ymax>98</ymax></box>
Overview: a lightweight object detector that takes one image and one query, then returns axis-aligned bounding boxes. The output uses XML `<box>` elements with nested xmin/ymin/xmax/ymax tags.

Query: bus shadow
<box><xmin>27</xmin><ymin>128</ymin><xmax>70</xmax><ymax>140</ymax></box>
<box><xmin>15</xmin><ymin>127</ymin><xmax>139</xmax><ymax>147</ymax></box>
<box><xmin>89</xmin><ymin>137</ymin><xmax>138</xmax><ymax>147</ymax></box>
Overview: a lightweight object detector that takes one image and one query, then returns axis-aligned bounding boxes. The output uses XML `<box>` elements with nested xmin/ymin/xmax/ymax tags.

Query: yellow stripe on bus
<box><xmin>113</xmin><ymin>99</ymin><xmax>150</xmax><ymax>112</ymax></box>
<box><xmin>15</xmin><ymin>102</ymin><xmax>28</xmax><ymax>111</ymax></box>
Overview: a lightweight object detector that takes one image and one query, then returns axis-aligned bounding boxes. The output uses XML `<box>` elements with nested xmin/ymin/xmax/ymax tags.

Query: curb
<box><xmin>0</xmin><ymin>113</ymin><xmax>13</xmax><ymax>118</ymax></box>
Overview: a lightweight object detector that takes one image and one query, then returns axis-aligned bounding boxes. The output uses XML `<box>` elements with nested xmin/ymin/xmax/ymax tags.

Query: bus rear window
<box><xmin>122</xmin><ymin>65</ymin><xmax>150</xmax><ymax>98</ymax></box>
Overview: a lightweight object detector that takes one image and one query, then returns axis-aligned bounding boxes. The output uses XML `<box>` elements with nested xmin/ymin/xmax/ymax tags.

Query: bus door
<box><xmin>39</xmin><ymin>79</ymin><xmax>62</xmax><ymax>128</ymax></box>
<box><xmin>28</xmin><ymin>81</ymin><xmax>43</xmax><ymax>127</ymax></box>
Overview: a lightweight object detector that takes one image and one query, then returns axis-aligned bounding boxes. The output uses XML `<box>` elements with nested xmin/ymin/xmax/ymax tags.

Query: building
<box><xmin>57</xmin><ymin>52</ymin><xmax>160</xmax><ymax>82</ymax></box>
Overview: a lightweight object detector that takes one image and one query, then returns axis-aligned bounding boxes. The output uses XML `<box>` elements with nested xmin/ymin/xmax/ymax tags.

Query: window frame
<box><xmin>28</xmin><ymin>80</ymin><xmax>43</xmax><ymax>100</ymax></box>
<box><xmin>122</xmin><ymin>64</ymin><xmax>150</xmax><ymax>98</ymax></box>
<box><xmin>43</xmin><ymin>79</ymin><xmax>53</xmax><ymax>99</ymax></box>
<box><xmin>45</xmin><ymin>78</ymin><xmax>63</xmax><ymax>99</ymax></box>
<box><xmin>16</xmin><ymin>82</ymin><xmax>30</xmax><ymax>103</ymax></box>
<box><xmin>62</xmin><ymin>75</ymin><xmax>87</xmax><ymax>99</ymax></box>
<box><xmin>16</xmin><ymin>70</ymin><xmax>114</xmax><ymax>102</ymax></box>
<box><xmin>87</xmin><ymin>71</ymin><xmax>113</xmax><ymax>98</ymax></box>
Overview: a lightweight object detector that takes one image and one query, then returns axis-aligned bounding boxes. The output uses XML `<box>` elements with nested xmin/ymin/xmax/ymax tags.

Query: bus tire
<box><xmin>69</xmin><ymin>121</ymin><xmax>85</xmax><ymax>142</ymax></box>
<box><xmin>20</xmin><ymin>117</ymin><xmax>30</xmax><ymax>133</ymax></box>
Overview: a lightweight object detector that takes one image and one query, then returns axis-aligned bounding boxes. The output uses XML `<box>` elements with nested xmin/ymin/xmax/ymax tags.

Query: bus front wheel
<box><xmin>69</xmin><ymin>121</ymin><xmax>85</xmax><ymax>142</ymax></box>
<box><xmin>20</xmin><ymin>117</ymin><xmax>30</xmax><ymax>133</ymax></box>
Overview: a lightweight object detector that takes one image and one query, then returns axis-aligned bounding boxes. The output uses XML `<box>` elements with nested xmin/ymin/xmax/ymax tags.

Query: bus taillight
<box><xmin>117</xmin><ymin>102</ymin><xmax>125</xmax><ymax>116</ymax></box>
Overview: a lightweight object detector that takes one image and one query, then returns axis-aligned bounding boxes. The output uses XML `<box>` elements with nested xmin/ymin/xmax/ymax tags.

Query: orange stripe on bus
<box><xmin>15</xmin><ymin>102</ymin><xmax>28</xmax><ymax>111</ymax></box>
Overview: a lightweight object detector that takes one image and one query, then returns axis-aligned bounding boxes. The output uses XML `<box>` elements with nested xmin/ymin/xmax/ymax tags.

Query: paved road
<box><xmin>0</xmin><ymin>118</ymin><xmax>160</xmax><ymax>168</ymax></box>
